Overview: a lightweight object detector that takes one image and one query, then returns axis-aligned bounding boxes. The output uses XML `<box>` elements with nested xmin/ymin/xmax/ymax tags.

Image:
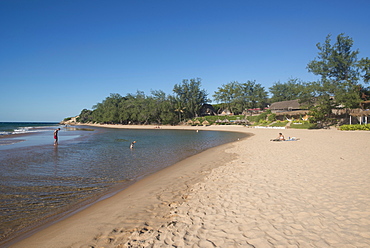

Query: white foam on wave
<box><xmin>13</xmin><ymin>127</ymin><xmax>36</xmax><ymax>134</ymax></box>
<box><xmin>11</xmin><ymin>126</ymin><xmax>54</xmax><ymax>135</ymax></box>
<box><xmin>0</xmin><ymin>131</ymin><xmax>12</xmax><ymax>135</ymax></box>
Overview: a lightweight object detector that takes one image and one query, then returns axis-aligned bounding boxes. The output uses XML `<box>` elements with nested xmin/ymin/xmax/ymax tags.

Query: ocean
<box><xmin>0</xmin><ymin>122</ymin><xmax>246</xmax><ymax>245</ymax></box>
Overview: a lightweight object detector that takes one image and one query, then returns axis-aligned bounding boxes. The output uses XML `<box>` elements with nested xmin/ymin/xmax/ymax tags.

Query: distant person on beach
<box><xmin>130</xmin><ymin>141</ymin><xmax>136</xmax><ymax>149</ymax></box>
<box><xmin>54</xmin><ymin>128</ymin><xmax>61</xmax><ymax>145</ymax></box>
<box><xmin>271</xmin><ymin>132</ymin><xmax>285</xmax><ymax>141</ymax></box>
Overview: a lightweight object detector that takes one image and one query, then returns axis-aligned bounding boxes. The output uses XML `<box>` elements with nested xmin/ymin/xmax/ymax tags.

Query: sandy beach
<box><xmin>9</xmin><ymin>125</ymin><xmax>370</xmax><ymax>248</ymax></box>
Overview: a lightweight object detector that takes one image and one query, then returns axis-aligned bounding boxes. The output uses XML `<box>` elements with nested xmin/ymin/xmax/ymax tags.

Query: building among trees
<box><xmin>349</xmin><ymin>101</ymin><xmax>370</xmax><ymax>124</ymax></box>
<box><xmin>268</xmin><ymin>100</ymin><xmax>308</xmax><ymax>121</ymax></box>
<box><xmin>269</xmin><ymin>100</ymin><xmax>302</xmax><ymax>113</ymax></box>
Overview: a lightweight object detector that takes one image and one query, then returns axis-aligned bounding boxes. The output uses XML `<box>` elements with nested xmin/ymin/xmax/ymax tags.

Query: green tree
<box><xmin>77</xmin><ymin>90</ymin><xmax>180</xmax><ymax>125</ymax></box>
<box><xmin>159</xmin><ymin>96</ymin><xmax>178</xmax><ymax>125</ymax></box>
<box><xmin>77</xmin><ymin>109</ymin><xmax>93</xmax><ymax>123</ymax></box>
<box><xmin>240</xmin><ymin>80</ymin><xmax>268</xmax><ymax>110</ymax></box>
<box><xmin>358</xmin><ymin>57</ymin><xmax>370</xmax><ymax>83</ymax></box>
<box><xmin>120</xmin><ymin>91</ymin><xmax>147</xmax><ymax>124</ymax></box>
<box><xmin>307</xmin><ymin>33</ymin><xmax>367</xmax><ymax>109</ymax></box>
<box><xmin>213</xmin><ymin>80</ymin><xmax>267</xmax><ymax>114</ymax></box>
<box><xmin>306</xmin><ymin>33</ymin><xmax>370</xmax><ymax>126</ymax></box>
<box><xmin>91</xmin><ymin>93</ymin><xmax>123</xmax><ymax>123</ymax></box>
<box><xmin>269</xmin><ymin>78</ymin><xmax>305</xmax><ymax>103</ymax></box>
<box><xmin>173</xmin><ymin>78</ymin><xmax>209</xmax><ymax>120</ymax></box>
<box><xmin>213</xmin><ymin>81</ymin><xmax>240</xmax><ymax>114</ymax></box>
<box><xmin>150</xmin><ymin>90</ymin><xmax>178</xmax><ymax>125</ymax></box>
<box><xmin>359</xmin><ymin>85</ymin><xmax>370</xmax><ymax>100</ymax></box>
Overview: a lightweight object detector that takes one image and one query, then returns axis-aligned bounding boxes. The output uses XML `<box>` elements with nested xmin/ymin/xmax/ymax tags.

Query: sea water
<box><xmin>0</xmin><ymin>122</ymin><xmax>62</xmax><ymax>135</ymax></box>
<box><xmin>0</xmin><ymin>123</ymin><xmax>245</xmax><ymax>244</ymax></box>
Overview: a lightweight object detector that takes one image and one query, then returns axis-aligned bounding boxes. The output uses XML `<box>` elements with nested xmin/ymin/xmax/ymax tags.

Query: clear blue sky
<box><xmin>1</xmin><ymin>0</ymin><xmax>369</xmax><ymax>122</ymax></box>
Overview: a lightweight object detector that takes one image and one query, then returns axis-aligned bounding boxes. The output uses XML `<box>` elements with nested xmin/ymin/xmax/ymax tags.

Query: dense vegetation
<box><xmin>78</xmin><ymin>79</ymin><xmax>207</xmax><ymax>125</ymax></box>
<box><xmin>213</xmin><ymin>80</ymin><xmax>268</xmax><ymax>114</ymax></box>
<box><xmin>76</xmin><ymin>34</ymin><xmax>370</xmax><ymax>127</ymax></box>
<box><xmin>339</xmin><ymin>124</ymin><xmax>370</xmax><ymax>131</ymax></box>
<box><xmin>190</xmin><ymin>111</ymin><xmax>316</xmax><ymax>129</ymax></box>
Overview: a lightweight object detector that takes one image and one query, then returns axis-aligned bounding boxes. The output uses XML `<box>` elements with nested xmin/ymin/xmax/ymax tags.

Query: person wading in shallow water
<box><xmin>54</xmin><ymin>128</ymin><xmax>61</xmax><ymax>145</ymax></box>
<box><xmin>130</xmin><ymin>141</ymin><xmax>136</xmax><ymax>149</ymax></box>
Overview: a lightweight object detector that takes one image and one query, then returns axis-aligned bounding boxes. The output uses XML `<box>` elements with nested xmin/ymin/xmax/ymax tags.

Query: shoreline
<box><xmin>6</xmin><ymin>124</ymin><xmax>249</xmax><ymax>247</ymax></box>
<box><xmin>9</xmin><ymin>125</ymin><xmax>370</xmax><ymax>247</ymax></box>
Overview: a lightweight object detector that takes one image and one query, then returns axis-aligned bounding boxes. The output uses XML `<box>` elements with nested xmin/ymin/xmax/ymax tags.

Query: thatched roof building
<box><xmin>349</xmin><ymin>101</ymin><xmax>370</xmax><ymax>124</ymax></box>
<box><xmin>269</xmin><ymin>100</ymin><xmax>303</xmax><ymax>113</ymax></box>
<box><xmin>350</xmin><ymin>110</ymin><xmax>370</xmax><ymax>117</ymax></box>
<box><xmin>360</xmin><ymin>100</ymin><xmax>370</xmax><ymax>110</ymax></box>
<box><xmin>200</xmin><ymin>104</ymin><xmax>216</xmax><ymax>116</ymax></box>
<box><xmin>349</xmin><ymin>111</ymin><xmax>370</xmax><ymax>124</ymax></box>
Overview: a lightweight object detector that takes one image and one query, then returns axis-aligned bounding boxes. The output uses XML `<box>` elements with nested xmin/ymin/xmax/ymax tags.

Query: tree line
<box><xmin>78</xmin><ymin>79</ymin><xmax>208</xmax><ymax>125</ymax></box>
<box><xmin>77</xmin><ymin>33</ymin><xmax>370</xmax><ymax>126</ymax></box>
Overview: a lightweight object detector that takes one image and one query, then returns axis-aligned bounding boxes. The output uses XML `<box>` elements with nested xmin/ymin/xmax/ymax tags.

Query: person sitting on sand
<box><xmin>271</xmin><ymin>133</ymin><xmax>285</xmax><ymax>141</ymax></box>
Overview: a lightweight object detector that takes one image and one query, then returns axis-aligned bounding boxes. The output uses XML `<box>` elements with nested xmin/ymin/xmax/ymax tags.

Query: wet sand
<box><xmin>9</xmin><ymin>125</ymin><xmax>370</xmax><ymax>248</ymax></box>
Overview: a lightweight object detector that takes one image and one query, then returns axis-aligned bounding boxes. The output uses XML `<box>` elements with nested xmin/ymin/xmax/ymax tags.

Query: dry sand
<box><xmin>9</xmin><ymin>125</ymin><xmax>370</xmax><ymax>248</ymax></box>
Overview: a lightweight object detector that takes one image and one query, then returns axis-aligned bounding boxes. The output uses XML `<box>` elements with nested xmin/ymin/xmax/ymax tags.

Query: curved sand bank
<box><xmin>10</xmin><ymin>125</ymin><xmax>370</xmax><ymax>248</ymax></box>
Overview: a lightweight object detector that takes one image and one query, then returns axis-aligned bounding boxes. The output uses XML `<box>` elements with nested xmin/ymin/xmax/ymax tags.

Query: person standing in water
<box><xmin>54</xmin><ymin>128</ymin><xmax>61</xmax><ymax>145</ymax></box>
<box><xmin>130</xmin><ymin>141</ymin><xmax>136</xmax><ymax>149</ymax></box>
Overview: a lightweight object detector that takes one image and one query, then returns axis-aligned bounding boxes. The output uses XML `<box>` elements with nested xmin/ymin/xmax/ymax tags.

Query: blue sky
<box><xmin>1</xmin><ymin>0</ymin><xmax>369</xmax><ymax>122</ymax></box>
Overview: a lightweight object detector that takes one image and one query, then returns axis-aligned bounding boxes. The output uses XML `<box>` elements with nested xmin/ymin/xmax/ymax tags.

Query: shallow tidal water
<box><xmin>0</xmin><ymin>125</ymin><xmax>245</xmax><ymax>244</ymax></box>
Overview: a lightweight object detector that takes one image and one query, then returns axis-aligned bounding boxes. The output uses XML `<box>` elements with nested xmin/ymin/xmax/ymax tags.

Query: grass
<box><xmin>191</xmin><ymin>115</ymin><xmax>246</xmax><ymax>125</ymax></box>
<box><xmin>191</xmin><ymin>112</ymin><xmax>370</xmax><ymax>131</ymax></box>
<box><xmin>270</xmin><ymin>121</ymin><xmax>289</xmax><ymax>127</ymax></box>
<box><xmin>289</xmin><ymin>121</ymin><xmax>316</xmax><ymax>129</ymax></box>
<box><xmin>191</xmin><ymin>114</ymin><xmax>321</xmax><ymax>129</ymax></box>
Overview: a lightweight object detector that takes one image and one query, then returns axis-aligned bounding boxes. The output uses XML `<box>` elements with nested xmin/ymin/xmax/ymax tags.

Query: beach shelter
<box><xmin>202</xmin><ymin>120</ymin><xmax>210</xmax><ymax>126</ymax></box>
<box><xmin>350</xmin><ymin>110</ymin><xmax>370</xmax><ymax>124</ymax></box>
<box><xmin>349</xmin><ymin>101</ymin><xmax>370</xmax><ymax>124</ymax></box>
